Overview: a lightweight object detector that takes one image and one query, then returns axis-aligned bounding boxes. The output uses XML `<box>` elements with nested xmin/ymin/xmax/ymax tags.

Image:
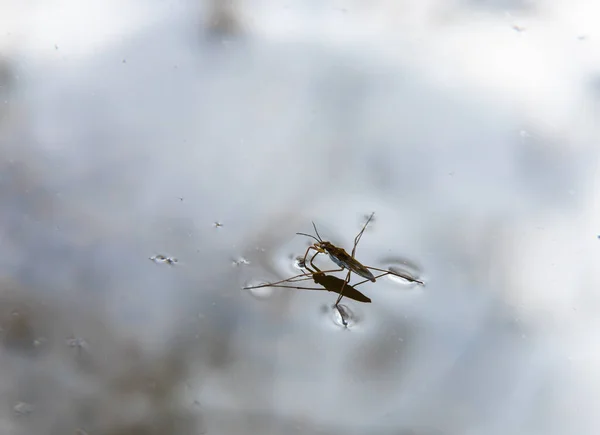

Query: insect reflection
<box><xmin>262</xmin><ymin>262</ymin><xmax>373</xmax><ymax>304</ymax></box>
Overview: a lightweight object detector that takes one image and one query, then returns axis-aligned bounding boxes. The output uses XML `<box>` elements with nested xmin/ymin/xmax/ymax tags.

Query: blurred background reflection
<box><xmin>0</xmin><ymin>0</ymin><xmax>599</xmax><ymax>434</ymax></box>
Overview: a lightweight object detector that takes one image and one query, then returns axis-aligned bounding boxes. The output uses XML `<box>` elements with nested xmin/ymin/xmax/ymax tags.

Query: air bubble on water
<box><xmin>244</xmin><ymin>280</ymin><xmax>274</xmax><ymax>299</ymax></box>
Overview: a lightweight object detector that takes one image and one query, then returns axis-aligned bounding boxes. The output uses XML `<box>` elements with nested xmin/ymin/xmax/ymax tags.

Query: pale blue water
<box><xmin>0</xmin><ymin>1</ymin><xmax>599</xmax><ymax>434</ymax></box>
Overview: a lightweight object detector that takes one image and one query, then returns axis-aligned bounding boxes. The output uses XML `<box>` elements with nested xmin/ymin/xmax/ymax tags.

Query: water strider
<box><xmin>244</xmin><ymin>212</ymin><xmax>424</xmax><ymax>325</ymax></box>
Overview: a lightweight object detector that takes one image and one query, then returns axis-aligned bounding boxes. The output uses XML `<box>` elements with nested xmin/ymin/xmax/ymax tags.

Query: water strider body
<box><xmin>310</xmin><ymin>240</ymin><xmax>376</xmax><ymax>282</ymax></box>
<box><xmin>295</xmin><ymin>213</ymin><xmax>377</xmax><ymax>283</ymax></box>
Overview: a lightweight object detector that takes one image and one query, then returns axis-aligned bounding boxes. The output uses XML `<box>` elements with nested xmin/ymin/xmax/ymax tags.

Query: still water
<box><xmin>0</xmin><ymin>1</ymin><xmax>599</xmax><ymax>434</ymax></box>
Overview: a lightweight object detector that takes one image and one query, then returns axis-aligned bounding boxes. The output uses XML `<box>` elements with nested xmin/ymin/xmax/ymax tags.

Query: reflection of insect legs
<box><xmin>244</xmin><ymin>263</ymin><xmax>422</xmax><ymax>326</ymax></box>
<box><xmin>243</xmin><ymin>264</ymin><xmax>422</xmax><ymax>291</ymax></box>
<box><xmin>258</xmin><ymin>263</ymin><xmax>403</xmax><ymax>328</ymax></box>
<box><xmin>245</xmin><ymin>264</ymin><xmax>344</xmax><ymax>289</ymax></box>
<box><xmin>258</xmin><ymin>263</ymin><xmax>376</xmax><ymax>304</ymax></box>
<box><xmin>330</xmin><ymin>213</ymin><xmax>374</xmax><ymax>320</ymax></box>
<box><xmin>334</xmin><ymin>270</ymin><xmax>351</xmax><ymax>318</ymax></box>
<box><xmin>300</xmin><ymin>245</ymin><xmax>326</xmax><ymax>272</ymax></box>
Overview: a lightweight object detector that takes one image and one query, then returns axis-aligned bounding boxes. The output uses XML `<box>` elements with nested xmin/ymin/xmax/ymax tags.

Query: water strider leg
<box><xmin>243</xmin><ymin>261</ymin><xmax>345</xmax><ymax>290</ymax></box>
<box><xmin>333</xmin><ymin>269</ymin><xmax>352</xmax><ymax>326</ymax></box>
<box><xmin>243</xmin><ymin>246</ymin><xmax>345</xmax><ymax>291</ymax></box>
<box><xmin>328</xmin><ymin>212</ymin><xmax>375</xmax><ymax>324</ymax></box>
<box><xmin>350</xmin><ymin>271</ymin><xmax>392</xmax><ymax>287</ymax></box>
<box><xmin>330</xmin><ymin>268</ymin><xmax>407</xmax><ymax>325</ymax></box>
<box><xmin>300</xmin><ymin>245</ymin><xmax>316</xmax><ymax>266</ymax></box>
<box><xmin>243</xmin><ymin>253</ymin><xmax>328</xmax><ymax>289</ymax></box>
<box><xmin>308</xmin><ymin>250</ymin><xmax>321</xmax><ymax>270</ymax></box>
<box><xmin>334</xmin><ymin>212</ymin><xmax>374</xmax><ymax>299</ymax></box>
<box><xmin>261</xmin><ymin>263</ymin><xmax>371</xmax><ymax>302</ymax></box>
<box><xmin>366</xmin><ymin>266</ymin><xmax>424</xmax><ymax>285</ymax></box>
<box><xmin>301</xmin><ymin>245</ymin><xmax>327</xmax><ymax>271</ymax></box>
<box><xmin>244</xmin><ymin>273</ymin><xmax>316</xmax><ymax>289</ymax></box>
<box><xmin>352</xmin><ymin>212</ymin><xmax>374</xmax><ymax>258</ymax></box>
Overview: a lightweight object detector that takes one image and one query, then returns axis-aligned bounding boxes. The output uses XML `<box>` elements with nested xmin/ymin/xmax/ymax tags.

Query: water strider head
<box><xmin>296</xmin><ymin>222</ymin><xmax>342</xmax><ymax>256</ymax></box>
<box><xmin>296</xmin><ymin>221</ymin><xmax>376</xmax><ymax>282</ymax></box>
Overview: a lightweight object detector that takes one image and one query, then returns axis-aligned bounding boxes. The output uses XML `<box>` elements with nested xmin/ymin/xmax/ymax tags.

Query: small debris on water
<box><xmin>294</xmin><ymin>256</ymin><xmax>306</xmax><ymax>269</ymax></box>
<box><xmin>13</xmin><ymin>402</ymin><xmax>34</xmax><ymax>416</ymax></box>
<box><xmin>33</xmin><ymin>337</ymin><xmax>47</xmax><ymax>348</ymax></box>
<box><xmin>66</xmin><ymin>337</ymin><xmax>88</xmax><ymax>349</ymax></box>
<box><xmin>232</xmin><ymin>257</ymin><xmax>250</xmax><ymax>267</ymax></box>
<box><xmin>519</xmin><ymin>129</ymin><xmax>532</xmax><ymax>139</ymax></box>
<box><xmin>149</xmin><ymin>255</ymin><xmax>178</xmax><ymax>265</ymax></box>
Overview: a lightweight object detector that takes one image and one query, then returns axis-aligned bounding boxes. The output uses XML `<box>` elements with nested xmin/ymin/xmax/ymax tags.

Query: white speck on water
<box><xmin>232</xmin><ymin>257</ymin><xmax>250</xmax><ymax>266</ymax></box>
<box><xmin>519</xmin><ymin>129</ymin><xmax>532</xmax><ymax>139</ymax></box>
<box><xmin>33</xmin><ymin>337</ymin><xmax>47</xmax><ymax>347</ymax></box>
<box><xmin>149</xmin><ymin>254</ymin><xmax>178</xmax><ymax>265</ymax></box>
<box><xmin>66</xmin><ymin>337</ymin><xmax>88</xmax><ymax>349</ymax></box>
